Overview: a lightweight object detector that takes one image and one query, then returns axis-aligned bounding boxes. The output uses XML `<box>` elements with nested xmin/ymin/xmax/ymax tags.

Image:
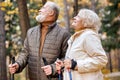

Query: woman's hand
<box><xmin>64</xmin><ymin>59</ymin><xmax>71</xmax><ymax>70</ymax></box>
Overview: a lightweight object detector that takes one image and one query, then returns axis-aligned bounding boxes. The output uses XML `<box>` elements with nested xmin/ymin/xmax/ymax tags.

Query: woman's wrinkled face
<box><xmin>71</xmin><ymin>15</ymin><xmax>84</xmax><ymax>31</ymax></box>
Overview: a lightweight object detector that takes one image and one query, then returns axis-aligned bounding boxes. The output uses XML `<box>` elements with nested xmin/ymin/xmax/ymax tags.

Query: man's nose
<box><xmin>72</xmin><ymin>17</ymin><xmax>76</xmax><ymax>20</ymax></box>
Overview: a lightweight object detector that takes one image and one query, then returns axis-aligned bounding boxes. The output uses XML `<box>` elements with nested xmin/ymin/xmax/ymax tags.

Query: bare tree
<box><xmin>63</xmin><ymin>0</ymin><xmax>70</xmax><ymax>32</ymax></box>
<box><xmin>17</xmin><ymin>0</ymin><xmax>31</xmax><ymax>40</ymax></box>
<box><xmin>0</xmin><ymin>6</ymin><xmax>7</xmax><ymax>80</ymax></box>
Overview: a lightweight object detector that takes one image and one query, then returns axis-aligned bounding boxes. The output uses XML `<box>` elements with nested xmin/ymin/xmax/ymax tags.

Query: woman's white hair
<box><xmin>78</xmin><ymin>9</ymin><xmax>101</xmax><ymax>32</ymax></box>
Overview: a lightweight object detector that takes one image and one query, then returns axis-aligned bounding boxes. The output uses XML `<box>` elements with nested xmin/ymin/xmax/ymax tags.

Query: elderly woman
<box><xmin>56</xmin><ymin>9</ymin><xmax>108</xmax><ymax>80</ymax></box>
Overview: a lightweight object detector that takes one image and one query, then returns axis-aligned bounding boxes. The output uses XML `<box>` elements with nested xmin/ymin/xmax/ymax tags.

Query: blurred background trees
<box><xmin>101</xmin><ymin>0</ymin><xmax>120</xmax><ymax>72</ymax></box>
<box><xmin>0</xmin><ymin>0</ymin><xmax>7</xmax><ymax>79</ymax></box>
<box><xmin>0</xmin><ymin>0</ymin><xmax>120</xmax><ymax>80</ymax></box>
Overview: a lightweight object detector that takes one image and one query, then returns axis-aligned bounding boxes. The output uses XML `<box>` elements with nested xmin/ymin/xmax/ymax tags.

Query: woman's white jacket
<box><xmin>64</xmin><ymin>29</ymin><xmax>108</xmax><ymax>80</ymax></box>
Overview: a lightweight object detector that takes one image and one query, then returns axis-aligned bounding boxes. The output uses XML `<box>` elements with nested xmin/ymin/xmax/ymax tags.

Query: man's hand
<box><xmin>8</xmin><ymin>63</ymin><xmax>19</xmax><ymax>74</ymax></box>
<box><xmin>41</xmin><ymin>65</ymin><xmax>52</xmax><ymax>75</ymax></box>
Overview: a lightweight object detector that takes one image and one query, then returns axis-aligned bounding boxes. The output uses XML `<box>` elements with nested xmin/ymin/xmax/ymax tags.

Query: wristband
<box><xmin>71</xmin><ymin>59</ymin><xmax>77</xmax><ymax>70</ymax></box>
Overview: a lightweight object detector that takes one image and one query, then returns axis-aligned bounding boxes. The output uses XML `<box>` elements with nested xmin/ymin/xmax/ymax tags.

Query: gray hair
<box><xmin>78</xmin><ymin>9</ymin><xmax>101</xmax><ymax>32</ymax></box>
<box><xmin>45</xmin><ymin>1</ymin><xmax>60</xmax><ymax>21</ymax></box>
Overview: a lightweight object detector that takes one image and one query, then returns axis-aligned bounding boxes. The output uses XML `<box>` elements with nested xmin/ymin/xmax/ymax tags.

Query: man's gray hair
<box><xmin>78</xmin><ymin>9</ymin><xmax>101</xmax><ymax>32</ymax></box>
<box><xmin>45</xmin><ymin>1</ymin><xmax>60</xmax><ymax>21</ymax></box>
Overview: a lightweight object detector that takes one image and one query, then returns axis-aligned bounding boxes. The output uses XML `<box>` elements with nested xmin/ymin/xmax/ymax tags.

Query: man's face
<box><xmin>36</xmin><ymin>4</ymin><xmax>53</xmax><ymax>23</ymax></box>
<box><xmin>71</xmin><ymin>15</ymin><xmax>83</xmax><ymax>31</ymax></box>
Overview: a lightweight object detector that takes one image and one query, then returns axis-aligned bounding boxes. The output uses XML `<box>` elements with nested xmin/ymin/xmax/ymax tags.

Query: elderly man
<box><xmin>9</xmin><ymin>1</ymin><xmax>70</xmax><ymax>80</ymax></box>
<box><xmin>56</xmin><ymin>9</ymin><xmax>108</xmax><ymax>80</ymax></box>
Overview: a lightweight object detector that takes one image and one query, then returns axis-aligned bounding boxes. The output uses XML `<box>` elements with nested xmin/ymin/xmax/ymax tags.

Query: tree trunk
<box><xmin>108</xmin><ymin>52</ymin><xmax>113</xmax><ymax>72</ymax></box>
<box><xmin>63</xmin><ymin>0</ymin><xmax>70</xmax><ymax>32</ymax></box>
<box><xmin>17</xmin><ymin>1</ymin><xmax>30</xmax><ymax>80</ymax></box>
<box><xmin>0</xmin><ymin>8</ymin><xmax>7</xmax><ymax>80</ymax></box>
<box><xmin>17</xmin><ymin>0</ymin><xmax>30</xmax><ymax>40</ymax></box>
<box><xmin>91</xmin><ymin>0</ymin><xmax>98</xmax><ymax>12</ymax></box>
<box><xmin>118</xmin><ymin>49</ymin><xmax>120</xmax><ymax>71</ymax></box>
<box><xmin>73</xmin><ymin>0</ymin><xmax>78</xmax><ymax>17</ymax></box>
<box><xmin>41</xmin><ymin>0</ymin><xmax>47</xmax><ymax>5</ymax></box>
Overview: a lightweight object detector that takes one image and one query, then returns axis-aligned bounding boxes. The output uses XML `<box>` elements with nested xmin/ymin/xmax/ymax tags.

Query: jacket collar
<box><xmin>39</xmin><ymin>22</ymin><xmax>57</xmax><ymax>32</ymax></box>
<box><xmin>71</xmin><ymin>29</ymin><xmax>96</xmax><ymax>41</ymax></box>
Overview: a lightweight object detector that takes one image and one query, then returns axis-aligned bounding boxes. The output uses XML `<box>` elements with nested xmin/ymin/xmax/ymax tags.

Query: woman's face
<box><xmin>71</xmin><ymin>15</ymin><xmax>84</xmax><ymax>31</ymax></box>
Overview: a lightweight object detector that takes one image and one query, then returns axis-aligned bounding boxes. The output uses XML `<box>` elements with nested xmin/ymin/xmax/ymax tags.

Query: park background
<box><xmin>0</xmin><ymin>0</ymin><xmax>120</xmax><ymax>80</ymax></box>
